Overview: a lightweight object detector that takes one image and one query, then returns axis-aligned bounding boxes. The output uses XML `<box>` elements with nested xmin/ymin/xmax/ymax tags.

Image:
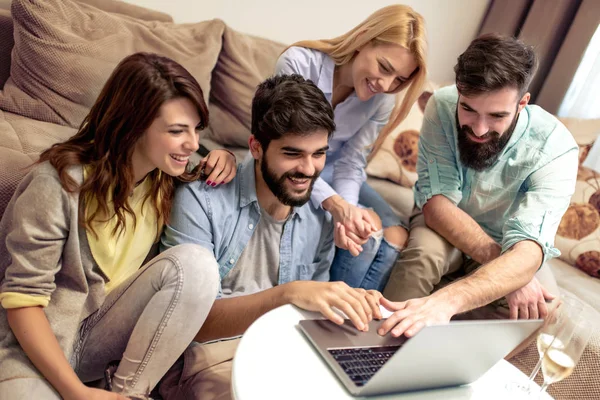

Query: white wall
<box><xmin>123</xmin><ymin>0</ymin><xmax>490</xmax><ymax>84</ymax></box>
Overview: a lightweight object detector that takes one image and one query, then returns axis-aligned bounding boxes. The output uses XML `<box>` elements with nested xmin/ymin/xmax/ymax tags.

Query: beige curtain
<box><xmin>478</xmin><ymin>0</ymin><xmax>599</xmax><ymax>114</ymax></box>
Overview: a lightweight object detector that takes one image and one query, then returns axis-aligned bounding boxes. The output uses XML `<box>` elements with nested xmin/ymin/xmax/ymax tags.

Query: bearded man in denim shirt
<box><xmin>159</xmin><ymin>74</ymin><xmax>383</xmax><ymax>399</ymax></box>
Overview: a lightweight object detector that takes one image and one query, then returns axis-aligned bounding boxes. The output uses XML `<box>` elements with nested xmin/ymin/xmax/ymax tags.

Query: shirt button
<box><xmin>429</xmin><ymin>159</ymin><xmax>434</xmax><ymax>163</ymax></box>
<box><xmin>248</xmin><ymin>224</ymin><xmax>254</xmax><ymax>230</ymax></box>
<box><xmin>229</xmin><ymin>258</ymin><xmax>235</xmax><ymax>264</ymax></box>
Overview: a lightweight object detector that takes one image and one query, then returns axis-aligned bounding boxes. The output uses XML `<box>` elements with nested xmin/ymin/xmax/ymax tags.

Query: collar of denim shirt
<box><xmin>237</xmin><ymin>157</ymin><xmax>306</xmax><ymax>221</ymax></box>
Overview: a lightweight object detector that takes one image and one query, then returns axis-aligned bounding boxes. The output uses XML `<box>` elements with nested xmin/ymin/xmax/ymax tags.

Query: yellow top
<box><xmin>85</xmin><ymin>172</ymin><xmax>158</xmax><ymax>294</ymax></box>
<box><xmin>0</xmin><ymin>168</ymin><xmax>158</xmax><ymax>309</ymax></box>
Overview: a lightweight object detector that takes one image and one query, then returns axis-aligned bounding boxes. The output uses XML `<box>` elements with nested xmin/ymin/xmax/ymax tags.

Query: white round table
<box><xmin>232</xmin><ymin>304</ymin><xmax>553</xmax><ymax>400</ymax></box>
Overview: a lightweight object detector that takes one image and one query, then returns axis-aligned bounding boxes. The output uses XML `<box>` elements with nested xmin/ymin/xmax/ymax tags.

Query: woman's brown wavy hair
<box><xmin>37</xmin><ymin>52</ymin><xmax>208</xmax><ymax>236</ymax></box>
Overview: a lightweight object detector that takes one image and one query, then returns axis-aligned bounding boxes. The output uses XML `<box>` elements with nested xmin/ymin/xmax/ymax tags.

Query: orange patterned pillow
<box><xmin>365</xmin><ymin>90</ymin><xmax>433</xmax><ymax>187</ymax></box>
<box><xmin>556</xmin><ymin>140</ymin><xmax>600</xmax><ymax>278</ymax></box>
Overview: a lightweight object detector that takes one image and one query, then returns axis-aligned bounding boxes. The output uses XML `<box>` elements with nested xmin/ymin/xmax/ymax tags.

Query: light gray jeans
<box><xmin>0</xmin><ymin>244</ymin><xmax>219</xmax><ymax>399</ymax></box>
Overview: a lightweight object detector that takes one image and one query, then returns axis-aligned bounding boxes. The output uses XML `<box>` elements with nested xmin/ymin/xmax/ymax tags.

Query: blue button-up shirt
<box><xmin>275</xmin><ymin>46</ymin><xmax>395</xmax><ymax>206</ymax></box>
<box><xmin>415</xmin><ymin>85</ymin><xmax>578</xmax><ymax>264</ymax></box>
<box><xmin>161</xmin><ymin>158</ymin><xmax>335</xmax><ymax>291</ymax></box>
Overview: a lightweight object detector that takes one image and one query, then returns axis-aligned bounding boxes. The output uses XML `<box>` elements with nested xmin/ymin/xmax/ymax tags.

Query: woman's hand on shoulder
<box><xmin>201</xmin><ymin>149</ymin><xmax>237</xmax><ymax>186</ymax></box>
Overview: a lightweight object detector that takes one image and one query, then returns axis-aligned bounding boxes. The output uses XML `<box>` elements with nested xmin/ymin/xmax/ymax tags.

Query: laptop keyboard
<box><xmin>328</xmin><ymin>345</ymin><xmax>401</xmax><ymax>386</ymax></box>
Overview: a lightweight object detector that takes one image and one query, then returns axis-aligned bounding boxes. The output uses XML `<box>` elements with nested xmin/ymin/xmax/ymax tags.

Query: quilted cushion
<box><xmin>0</xmin><ymin>0</ymin><xmax>224</xmax><ymax>128</ymax></box>
<box><xmin>206</xmin><ymin>25</ymin><xmax>286</xmax><ymax>147</ymax></box>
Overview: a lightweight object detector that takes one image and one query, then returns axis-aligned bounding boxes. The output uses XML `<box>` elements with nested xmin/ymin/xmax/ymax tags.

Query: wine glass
<box><xmin>504</xmin><ymin>292</ymin><xmax>584</xmax><ymax>397</ymax></box>
<box><xmin>530</xmin><ymin>293</ymin><xmax>584</xmax><ymax>380</ymax></box>
<box><xmin>538</xmin><ymin>310</ymin><xmax>594</xmax><ymax>396</ymax></box>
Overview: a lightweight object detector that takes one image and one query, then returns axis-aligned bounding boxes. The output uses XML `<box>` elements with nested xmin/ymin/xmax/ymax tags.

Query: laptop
<box><xmin>298</xmin><ymin>317</ymin><xmax>542</xmax><ymax>396</ymax></box>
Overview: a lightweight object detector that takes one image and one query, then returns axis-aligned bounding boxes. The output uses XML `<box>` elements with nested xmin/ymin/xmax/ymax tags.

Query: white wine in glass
<box><xmin>504</xmin><ymin>293</ymin><xmax>584</xmax><ymax>398</ymax></box>
<box><xmin>538</xmin><ymin>308</ymin><xmax>594</xmax><ymax>396</ymax></box>
<box><xmin>540</xmin><ymin>348</ymin><xmax>575</xmax><ymax>384</ymax></box>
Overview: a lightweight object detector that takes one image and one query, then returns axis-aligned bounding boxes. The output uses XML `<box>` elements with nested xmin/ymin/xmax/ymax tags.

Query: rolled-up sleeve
<box><xmin>414</xmin><ymin>98</ymin><xmax>463</xmax><ymax>209</ymax></box>
<box><xmin>502</xmin><ymin>148</ymin><xmax>578</xmax><ymax>265</ymax></box>
<box><xmin>0</xmin><ymin>174</ymin><xmax>69</xmax><ymax>309</ymax></box>
<box><xmin>160</xmin><ymin>183</ymin><xmax>215</xmax><ymax>253</ymax></box>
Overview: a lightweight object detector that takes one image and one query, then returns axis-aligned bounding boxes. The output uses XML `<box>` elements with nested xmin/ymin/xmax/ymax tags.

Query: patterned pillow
<box><xmin>556</xmin><ymin>139</ymin><xmax>600</xmax><ymax>278</ymax></box>
<box><xmin>365</xmin><ymin>90</ymin><xmax>433</xmax><ymax>187</ymax></box>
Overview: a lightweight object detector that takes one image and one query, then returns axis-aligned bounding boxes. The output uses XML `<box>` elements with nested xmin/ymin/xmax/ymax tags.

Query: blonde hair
<box><xmin>289</xmin><ymin>5</ymin><xmax>428</xmax><ymax>158</ymax></box>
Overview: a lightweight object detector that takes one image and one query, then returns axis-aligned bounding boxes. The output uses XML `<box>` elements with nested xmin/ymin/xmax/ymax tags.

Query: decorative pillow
<box><xmin>555</xmin><ymin>131</ymin><xmax>600</xmax><ymax>278</ymax></box>
<box><xmin>0</xmin><ymin>0</ymin><xmax>225</xmax><ymax>128</ymax></box>
<box><xmin>365</xmin><ymin>88</ymin><xmax>433</xmax><ymax>188</ymax></box>
<box><xmin>205</xmin><ymin>25</ymin><xmax>286</xmax><ymax>148</ymax></box>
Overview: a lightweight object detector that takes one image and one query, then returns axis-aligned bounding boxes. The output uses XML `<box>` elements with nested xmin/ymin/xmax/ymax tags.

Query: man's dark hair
<box><xmin>251</xmin><ymin>74</ymin><xmax>335</xmax><ymax>149</ymax></box>
<box><xmin>454</xmin><ymin>33</ymin><xmax>538</xmax><ymax>97</ymax></box>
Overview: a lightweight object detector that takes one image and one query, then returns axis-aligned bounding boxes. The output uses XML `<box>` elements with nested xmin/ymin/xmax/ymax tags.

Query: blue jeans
<box><xmin>330</xmin><ymin>182</ymin><xmax>404</xmax><ymax>290</ymax></box>
<box><xmin>330</xmin><ymin>237</ymin><xmax>401</xmax><ymax>291</ymax></box>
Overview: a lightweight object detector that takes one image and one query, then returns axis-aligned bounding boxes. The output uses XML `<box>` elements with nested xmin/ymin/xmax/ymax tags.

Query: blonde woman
<box><xmin>275</xmin><ymin>5</ymin><xmax>427</xmax><ymax>291</ymax></box>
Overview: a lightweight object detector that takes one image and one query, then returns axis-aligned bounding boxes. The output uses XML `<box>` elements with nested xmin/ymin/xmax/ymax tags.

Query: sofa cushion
<box><xmin>365</xmin><ymin>88</ymin><xmax>434</xmax><ymax>188</ymax></box>
<box><xmin>366</xmin><ymin>176</ymin><xmax>414</xmax><ymax>222</ymax></box>
<box><xmin>0</xmin><ymin>0</ymin><xmax>173</xmax><ymax>89</ymax></box>
<box><xmin>0</xmin><ymin>0</ymin><xmax>224</xmax><ymax>128</ymax></box>
<box><xmin>0</xmin><ymin>110</ymin><xmax>77</xmax><ymax>218</ymax></box>
<box><xmin>0</xmin><ymin>7</ymin><xmax>12</xmax><ymax>89</ymax></box>
<box><xmin>0</xmin><ymin>147</ymin><xmax>37</xmax><ymax>219</ymax></box>
<box><xmin>76</xmin><ymin>0</ymin><xmax>174</xmax><ymax>22</ymax></box>
<box><xmin>549</xmin><ymin>258</ymin><xmax>600</xmax><ymax>313</ymax></box>
<box><xmin>2</xmin><ymin>111</ymin><xmax>78</xmax><ymax>154</ymax></box>
<box><xmin>555</xmin><ymin>119</ymin><xmax>600</xmax><ymax>279</ymax></box>
<box><xmin>206</xmin><ymin>25</ymin><xmax>286</xmax><ymax>148</ymax></box>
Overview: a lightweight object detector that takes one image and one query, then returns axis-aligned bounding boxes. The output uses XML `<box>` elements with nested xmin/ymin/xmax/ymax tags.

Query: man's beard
<box><xmin>456</xmin><ymin>110</ymin><xmax>518</xmax><ymax>171</ymax></box>
<box><xmin>260</xmin><ymin>154</ymin><xmax>319</xmax><ymax>207</ymax></box>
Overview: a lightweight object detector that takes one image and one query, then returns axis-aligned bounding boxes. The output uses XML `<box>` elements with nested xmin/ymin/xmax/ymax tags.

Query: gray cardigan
<box><xmin>0</xmin><ymin>162</ymin><xmax>111</xmax><ymax>382</ymax></box>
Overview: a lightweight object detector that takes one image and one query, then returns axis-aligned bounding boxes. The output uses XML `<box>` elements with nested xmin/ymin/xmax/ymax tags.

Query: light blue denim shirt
<box><xmin>415</xmin><ymin>85</ymin><xmax>579</xmax><ymax>264</ymax></box>
<box><xmin>161</xmin><ymin>158</ymin><xmax>335</xmax><ymax>292</ymax></box>
<box><xmin>275</xmin><ymin>46</ymin><xmax>395</xmax><ymax>206</ymax></box>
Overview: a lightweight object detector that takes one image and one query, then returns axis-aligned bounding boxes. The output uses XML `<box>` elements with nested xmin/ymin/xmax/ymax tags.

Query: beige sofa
<box><xmin>0</xmin><ymin>1</ymin><xmax>598</xmax><ymax>398</ymax></box>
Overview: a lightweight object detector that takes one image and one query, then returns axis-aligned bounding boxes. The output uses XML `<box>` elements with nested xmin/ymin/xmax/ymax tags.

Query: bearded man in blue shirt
<box><xmin>380</xmin><ymin>34</ymin><xmax>578</xmax><ymax>339</ymax></box>
<box><xmin>159</xmin><ymin>74</ymin><xmax>383</xmax><ymax>399</ymax></box>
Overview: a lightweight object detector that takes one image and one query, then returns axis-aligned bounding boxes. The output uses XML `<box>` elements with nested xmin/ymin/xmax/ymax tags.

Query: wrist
<box><xmin>60</xmin><ymin>381</ymin><xmax>87</xmax><ymax>400</ymax></box>
<box><xmin>280</xmin><ymin>281</ymin><xmax>298</xmax><ymax>305</ymax></box>
<box><xmin>480</xmin><ymin>243</ymin><xmax>502</xmax><ymax>264</ymax></box>
<box><xmin>221</xmin><ymin>148</ymin><xmax>237</xmax><ymax>161</ymax></box>
<box><xmin>432</xmin><ymin>288</ymin><xmax>463</xmax><ymax>316</ymax></box>
<box><xmin>322</xmin><ymin>194</ymin><xmax>344</xmax><ymax>213</ymax></box>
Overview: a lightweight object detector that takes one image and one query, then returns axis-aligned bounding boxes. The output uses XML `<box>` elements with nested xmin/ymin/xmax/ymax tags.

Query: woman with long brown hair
<box><xmin>276</xmin><ymin>5</ymin><xmax>428</xmax><ymax>291</ymax></box>
<box><xmin>0</xmin><ymin>52</ymin><xmax>235</xmax><ymax>399</ymax></box>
